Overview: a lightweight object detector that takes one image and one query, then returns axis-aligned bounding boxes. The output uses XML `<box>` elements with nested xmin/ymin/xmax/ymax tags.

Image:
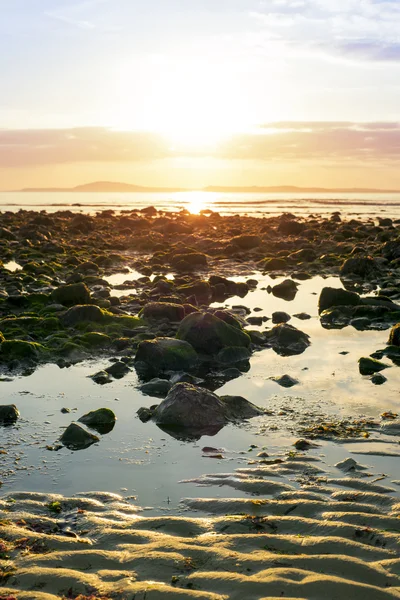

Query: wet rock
<box><xmin>246</xmin><ymin>316</ymin><xmax>263</xmax><ymax>326</ymax></box>
<box><xmin>149</xmin><ymin>382</ymin><xmax>262</xmax><ymax>432</ymax></box>
<box><xmin>51</xmin><ymin>282</ymin><xmax>91</xmax><ymax>307</ymax></box>
<box><xmin>273</xmin><ymin>374</ymin><xmax>299</xmax><ymax>388</ymax></box>
<box><xmin>335</xmin><ymin>458</ymin><xmax>358</xmax><ymax>472</ymax></box>
<box><xmin>137</xmin><ymin>406</ymin><xmax>154</xmax><ymax>422</ymax></box>
<box><xmin>60</xmin><ymin>304</ymin><xmax>105</xmax><ymax>327</ymax></box>
<box><xmin>176</xmin><ymin>312</ymin><xmax>250</xmax><ymax>354</ymax></box>
<box><xmin>265</xmin><ymin>323</ymin><xmax>310</xmax><ymax>356</ymax></box>
<box><xmin>216</xmin><ymin>346</ymin><xmax>251</xmax><ymax>364</ymax></box>
<box><xmin>272</xmin><ymin>311</ymin><xmax>291</xmax><ymax>324</ymax></box>
<box><xmin>260</xmin><ymin>257</ymin><xmax>287</xmax><ymax>271</ymax></box>
<box><xmin>388</xmin><ymin>323</ymin><xmax>400</xmax><ymax>346</ymax></box>
<box><xmin>271</xmin><ymin>279</ymin><xmax>298</xmax><ymax>301</ymax></box>
<box><xmin>78</xmin><ymin>408</ymin><xmax>116</xmax><ymax>433</ymax></box>
<box><xmin>0</xmin><ymin>404</ymin><xmax>19</xmax><ymax>424</ymax></box>
<box><xmin>340</xmin><ymin>256</ymin><xmax>379</xmax><ymax>278</ymax></box>
<box><xmin>59</xmin><ymin>423</ymin><xmax>99</xmax><ymax>450</ymax></box>
<box><xmin>139</xmin><ymin>302</ymin><xmax>185</xmax><ymax>322</ymax></box>
<box><xmin>318</xmin><ymin>287</ymin><xmax>361</xmax><ymax>314</ymax></box>
<box><xmin>289</xmin><ymin>248</ymin><xmax>317</xmax><ymax>263</ymax></box>
<box><xmin>140</xmin><ymin>378</ymin><xmax>172</xmax><ymax>397</ymax></box>
<box><xmin>293</xmin><ymin>312</ymin><xmax>311</xmax><ymax>320</ymax></box>
<box><xmin>220</xmin><ymin>367</ymin><xmax>242</xmax><ymax>380</ymax></box>
<box><xmin>105</xmin><ymin>361</ymin><xmax>131</xmax><ymax>378</ymax></box>
<box><xmin>61</xmin><ymin>407</ymin><xmax>71</xmax><ymax>414</ymax></box>
<box><xmin>231</xmin><ymin>234</ymin><xmax>262</xmax><ymax>250</ymax></box>
<box><xmin>0</xmin><ymin>340</ymin><xmax>46</xmax><ymax>362</ymax></box>
<box><xmin>359</xmin><ymin>356</ymin><xmax>390</xmax><ymax>376</ymax></box>
<box><xmin>170</xmin><ymin>252</ymin><xmax>208</xmax><ymax>271</ymax></box>
<box><xmin>90</xmin><ymin>370</ymin><xmax>112</xmax><ymax>385</ymax></box>
<box><xmin>371</xmin><ymin>373</ymin><xmax>387</xmax><ymax>385</ymax></box>
<box><xmin>294</xmin><ymin>439</ymin><xmax>314</xmax><ymax>450</ymax></box>
<box><xmin>135</xmin><ymin>337</ymin><xmax>198</xmax><ymax>372</ymax></box>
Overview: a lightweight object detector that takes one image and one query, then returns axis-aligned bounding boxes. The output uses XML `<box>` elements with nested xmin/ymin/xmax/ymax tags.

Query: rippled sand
<box><xmin>1</xmin><ymin>451</ymin><xmax>400</xmax><ymax>599</ymax></box>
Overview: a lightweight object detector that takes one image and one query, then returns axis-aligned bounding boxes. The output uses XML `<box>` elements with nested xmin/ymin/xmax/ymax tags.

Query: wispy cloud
<box><xmin>1</xmin><ymin>123</ymin><xmax>399</xmax><ymax>167</ymax></box>
<box><xmin>44</xmin><ymin>0</ymin><xmax>112</xmax><ymax>31</ymax></box>
<box><xmin>251</xmin><ymin>0</ymin><xmax>400</xmax><ymax>62</ymax></box>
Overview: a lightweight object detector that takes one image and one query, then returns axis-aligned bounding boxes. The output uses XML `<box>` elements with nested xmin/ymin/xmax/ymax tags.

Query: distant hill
<box><xmin>17</xmin><ymin>181</ymin><xmax>400</xmax><ymax>193</ymax></box>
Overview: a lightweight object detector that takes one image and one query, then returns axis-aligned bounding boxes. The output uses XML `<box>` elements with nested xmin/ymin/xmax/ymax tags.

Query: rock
<box><xmin>135</xmin><ymin>337</ymin><xmax>198</xmax><ymax>372</ymax></box>
<box><xmin>150</xmin><ymin>383</ymin><xmax>262</xmax><ymax>432</ymax></box>
<box><xmin>176</xmin><ymin>312</ymin><xmax>250</xmax><ymax>354</ymax></box>
<box><xmin>340</xmin><ymin>256</ymin><xmax>378</xmax><ymax>278</ymax></box>
<box><xmin>371</xmin><ymin>373</ymin><xmax>387</xmax><ymax>385</ymax></box>
<box><xmin>294</xmin><ymin>439</ymin><xmax>314</xmax><ymax>450</ymax></box>
<box><xmin>105</xmin><ymin>361</ymin><xmax>131</xmax><ymax>378</ymax></box>
<box><xmin>318</xmin><ymin>287</ymin><xmax>361</xmax><ymax>314</ymax></box>
<box><xmin>61</xmin><ymin>407</ymin><xmax>71</xmax><ymax>414</ymax></box>
<box><xmin>51</xmin><ymin>283</ymin><xmax>91</xmax><ymax>307</ymax></box>
<box><xmin>0</xmin><ymin>404</ymin><xmax>19</xmax><ymax>424</ymax></box>
<box><xmin>273</xmin><ymin>374</ymin><xmax>299</xmax><ymax>388</ymax></box>
<box><xmin>216</xmin><ymin>346</ymin><xmax>251</xmax><ymax>364</ymax></box>
<box><xmin>137</xmin><ymin>407</ymin><xmax>154</xmax><ymax>422</ymax></box>
<box><xmin>265</xmin><ymin>323</ymin><xmax>310</xmax><ymax>356</ymax></box>
<box><xmin>78</xmin><ymin>408</ymin><xmax>116</xmax><ymax>434</ymax></box>
<box><xmin>272</xmin><ymin>311</ymin><xmax>291</xmax><ymax>324</ymax></box>
<box><xmin>278</xmin><ymin>219</ymin><xmax>305</xmax><ymax>235</ymax></box>
<box><xmin>59</xmin><ymin>423</ymin><xmax>99</xmax><ymax>450</ymax></box>
<box><xmin>271</xmin><ymin>279</ymin><xmax>298</xmax><ymax>301</ymax></box>
<box><xmin>60</xmin><ymin>305</ymin><xmax>105</xmax><ymax>327</ymax></box>
<box><xmin>246</xmin><ymin>316</ymin><xmax>263</xmax><ymax>326</ymax></box>
<box><xmin>140</xmin><ymin>378</ymin><xmax>172</xmax><ymax>397</ymax></box>
<box><xmin>335</xmin><ymin>458</ymin><xmax>358</xmax><ymax>472</ymax></box>
<box><xmin>139</xmin><ymin>302</ymin><xmax>185</xmax><ymax>322</ymax></box>
<box><xmin>293</xmin><ymin>312</ymin><xmax>311</xmax><ymax>320</ymax></box>
<box><xmin>289</xmin><ymin>248</ymin><xmax>317</xmax><ymax>262</ymax></box>
<box><xmin>359</xmin><ymin>357</ymin><xmax>390</xmax><ymax>376</ymax></box>
<box><xmin>260</xmin><ymin>258</ymin><xmax>287</xmax><ymax>271</ymax></box>
<box><xmin>231</xmin><ymin>234</ymin><xmax>262</xmax><ymax>250</ymax></box>
<box><xmin>170</xmin><ymin>252</ymin><xmax>208</xmax><ymax>271</ymax></box>
<box><xmin>0</xmin><ymin>340</ymin><xmax>46</xmax><ymax>362</ymax></box>
<box><xmin>388</xmin><ymin>323</ymin><xmax>400</xmax><ymax>346</ymax></box>
<box><xmin>90</xmin><ymin>370</ymin><xmax>112</xmax><ymax>385</ymax></box>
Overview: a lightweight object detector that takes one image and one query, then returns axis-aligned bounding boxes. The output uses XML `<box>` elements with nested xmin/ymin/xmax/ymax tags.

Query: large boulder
<box><xmin>146</xmin><ymin>383</ymin><xmax>262</xmax><ymax>433</ymax></box>
<box><xmin>0</xmin><ymin>404</ymin><xmax>19</xmax><ymax>424</ymax></box>
<box><xmin>135</xmin><ymin>337</ymin><xmax>198</xmax><ymax>372</ymax></box>
<box><xmin>265</xmin><ymin>323</ymin><xmax>310</xmax><ymax>356</ymax></box>
<box><xmin>176</xmin><ymin>312</ymin><xmax>250</xmax><ymax>354</ymax></box>
<box><xmin>139</xmin><ymin>302</ymin><xmax>185</xmax><ymax>322</ymax></box>
<box><xmin>318</xmin><ymin>287</ymin><xmax>361</xmax><ymax>314</ymax></box>
<box><xmin>60</xmin><ymin>305</ymin><xmax>105</xmax><ymax>327</ymax></box>
<box><xmin>51</xmin><ymin>283</ymin><xmax>91</xmax><ymax>307</ymax></box>
<box><xmin>59</xmin><ymin>423</ymin><xmax>99</xmax><ymax>450</ymax></box>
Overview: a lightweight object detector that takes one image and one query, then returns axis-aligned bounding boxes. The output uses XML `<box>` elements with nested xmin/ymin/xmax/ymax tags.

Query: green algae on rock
<box><xmin>359</xmin><ymin>356</ymin><xmax>390</xmax><ymax>376</ymax></box>
<box><xmin>135</xmin><ymin>337</ymin><xmax>198</xmax><ymax>373</ymax></box>
<box><xmin>176</xmin><ymin>312</ymin><xmax>251</xmax><ymax>354</ymax></box>
<box><xmin>59</xmin><ymin>422</ymin><xmax>99</xmax><ymax>450</ymax></box>
<box><xmin>50</xmin><ymin>282</ymin><xmax>91</xmax><ymax>306</ymax></box>
<box><xmin>0</xmin><ymin>339</ymin><xmax>47</xmax><ymax>362</ymax></box>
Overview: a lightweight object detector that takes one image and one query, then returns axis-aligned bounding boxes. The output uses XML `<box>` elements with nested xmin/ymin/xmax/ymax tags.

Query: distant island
<box><xmin>14</xmin><ymin>181</ymin><xmax>400</xmax><ymax>194</ymax></box>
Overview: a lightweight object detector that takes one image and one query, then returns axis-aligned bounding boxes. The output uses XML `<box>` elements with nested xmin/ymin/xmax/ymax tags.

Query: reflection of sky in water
<box><xmin>1</xmin><ymin>274</ymin><xmax>399</xmax><ymax>511</ymax></box>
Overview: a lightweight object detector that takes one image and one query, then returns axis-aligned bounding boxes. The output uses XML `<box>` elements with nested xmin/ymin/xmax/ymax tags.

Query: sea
<box><xmin>1</xmin><ymin>191</ymin><xmax>400</xmax><ymax>218</ymax></box>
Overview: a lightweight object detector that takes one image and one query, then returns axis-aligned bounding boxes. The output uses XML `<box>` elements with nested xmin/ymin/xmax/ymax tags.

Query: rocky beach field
<box><xmin>1</xmin><ymin>207</ymin><xmax>400</xmax><ymax>599</ymax></box>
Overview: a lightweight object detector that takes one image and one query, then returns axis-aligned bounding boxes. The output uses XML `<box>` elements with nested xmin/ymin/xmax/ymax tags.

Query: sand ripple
<box><xmin>1</xmin><ymin>455</ymin><xmax>400</xmax><ymax>599</ymax></box>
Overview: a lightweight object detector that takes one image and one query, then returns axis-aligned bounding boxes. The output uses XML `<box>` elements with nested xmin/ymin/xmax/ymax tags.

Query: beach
<box><xmin>1</xmin><ymin>205</ymin><xmax>400</xmax><ymax>598</ymax></box>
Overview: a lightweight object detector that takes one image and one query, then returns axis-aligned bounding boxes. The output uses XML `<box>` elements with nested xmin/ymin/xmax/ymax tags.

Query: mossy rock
<box><xmin>0</xmin><ymin>316</ymin><xmax>60</xmax><ymax>338</ymax></box>
<box><xmin>139</xmin><ymin>302</ymin><xmax>185</xmax><ymax>322</ymax></box>
<box><xmin>60</xmin><ymin>305</ymin><xmax>105</xmax><ymax>328</ymax></box>
<box><xmin>217</xmin><ymin>346</ymin><xmax>251</xmax><ymax>364</ymax></box>
<box><xmin>0</xmin><ymin>339</ymin><xmax>47</xmax><ymax>361</ymax></box>
<box><xmin>51</xmin><ymin>282</ymin><xmax>91</xmax><ymax>307</ymax></box>
<box><xmin>0</xmin><ymin>331</ymin><xmax>4</xmax><ymax>343</ymax></box>
<box><xmin>79</xmin><ymin>332</ymin><xmax>111</xmax><ymax>348</ymax></box>
<box><xmin>78</xmin><ymin>407</ymin><xmax>116</xmax><ymax>433</ymax></box>
<box><xmin>359</xmin><ymin>357</ymin><xmax>390</xmax><ymax>376</ymax></box>
<box><xmin>135</xmin><ymin>337</ymin><xmax>198</xmax><ymax>372</ymax></box>
<box><xmin>176</xmin><ymin>312</ymin><xmax>250</xmax><ymax>354</ymax></box>
<box><xmin>59</xmin><ymin>423</ymin><xmax>99</xmax><ymax>450</ymax></box>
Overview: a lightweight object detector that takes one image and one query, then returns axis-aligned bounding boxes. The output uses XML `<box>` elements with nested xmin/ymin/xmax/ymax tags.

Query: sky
<box><xmin>1</xmin><ymin>0</ymin><xmax>400</xmax><ymax>190</ymax></box>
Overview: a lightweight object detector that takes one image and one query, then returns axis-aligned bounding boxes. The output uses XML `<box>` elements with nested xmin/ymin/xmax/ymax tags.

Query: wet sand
<box><xmin>1</xmin><ymin>449</ymin><xmax>400</xmax><ymax>599</ymax></box>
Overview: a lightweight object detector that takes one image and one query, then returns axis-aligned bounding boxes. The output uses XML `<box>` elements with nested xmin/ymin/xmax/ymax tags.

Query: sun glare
<box><xmin>179</xmin><ymin>191</ymin><xmax>217</xmax><ymax>214</ymax></box>
<box><xmin>111</xmin><ymin>56</ymin><xmax>254</xmax><ymax>148</ymax></box>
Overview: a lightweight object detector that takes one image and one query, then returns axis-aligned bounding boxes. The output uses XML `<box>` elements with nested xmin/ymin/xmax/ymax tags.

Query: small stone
<box><xmin>273</xmin><ymin>374</ymin><xmax>299</xmax><ymax>388</ymax></box>
<box><xmin>59</xmin><ymin>423</ymin><xmax>99</xmax><ymax>450</ymax></box>
<box><xmin>0</xmin><ymin>404</ymin><xmax>19</xmax><ymax>424</ymax></box>
<box><xmin>371</xmin><ymin>373</ymin><xmax>387</xmax><ymax>385</ymax></box>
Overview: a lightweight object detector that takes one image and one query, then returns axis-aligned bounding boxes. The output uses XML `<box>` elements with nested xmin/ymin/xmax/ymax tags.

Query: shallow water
<box><xmin>1</xmin><ymin>190</ymin><xmax>400</xmax><ymax>218</ymax></box>
<box><xmin>1</xmin><ymin>273</ymin><xmax>400</xmax><ymax>513</ymax></box>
